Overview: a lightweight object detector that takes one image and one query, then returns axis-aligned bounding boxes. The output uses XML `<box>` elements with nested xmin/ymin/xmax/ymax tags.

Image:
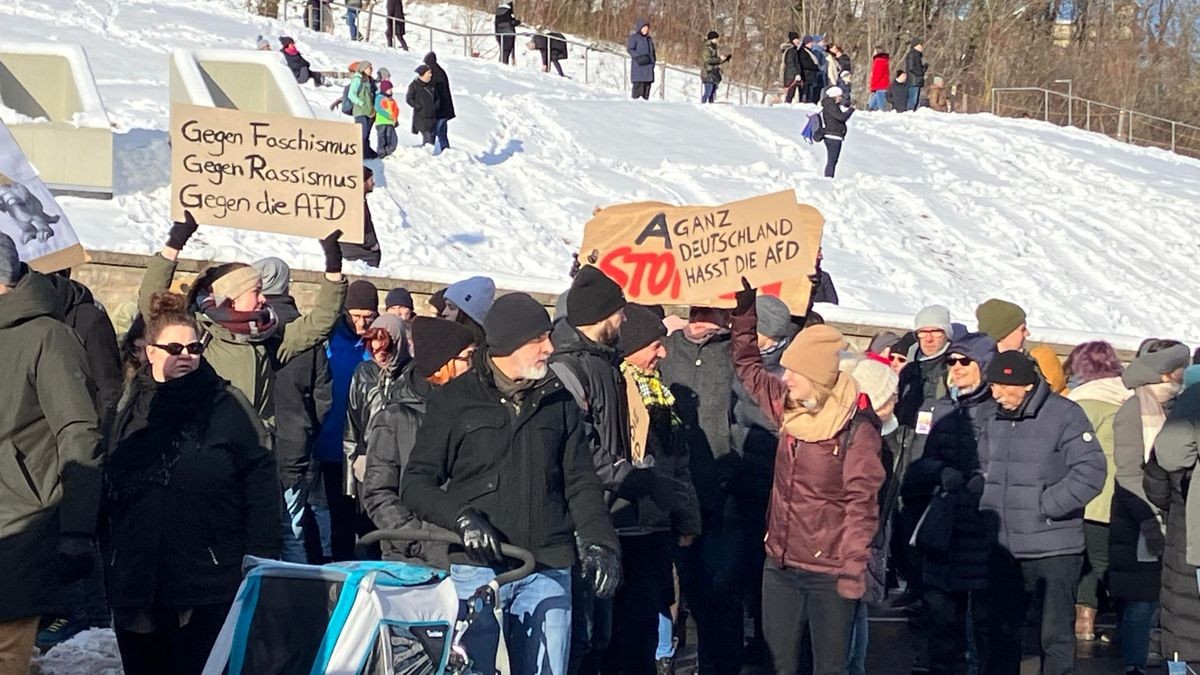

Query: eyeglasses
<box><xmin>151</xmin><ymin>342</ymin><xmax>205</xmax><ymax>356</ymax></box>
<box><xmin>947</xmin><ymin>356</ymin><xmax>974</xmax><ymax>367</ymax></box>
<box><xmin>915</xmin><ymin>329</ymin><xmax>946</xmax><ymax>338</ymax></box>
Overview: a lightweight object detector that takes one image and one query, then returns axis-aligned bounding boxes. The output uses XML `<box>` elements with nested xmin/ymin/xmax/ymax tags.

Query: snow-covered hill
<box><xmin>5</xmin><ymin>0</ymin><xmax>1200</xmax><ymax>345</ymax></box>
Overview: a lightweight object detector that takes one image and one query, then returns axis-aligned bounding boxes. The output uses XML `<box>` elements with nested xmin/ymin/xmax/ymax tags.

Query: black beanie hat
<box><xmin>485</xmin><ymin>293</ymin><xmax>551</xmax><ymax>356</ymax></box>
<box><xmin>620</xmin><ymin>304</ymin><xmax>668</xmax><ymax>355</ymax></box>
<box><xmin>346</xmin><ymin>280</ymin><xmax>379</xmax><ymax>311</ymax></box>
<box><xmin>986</xmin><ymin>351</ymin><xmax>1039</xmax><ymax>386</ymax></box>
<box><xmin>568</xmin><ymin>265</ymin><xmax>626</xmax><ymax>327</ymax></box>
<box><xmin>385</xmin><ymin>287</ymin><xmax>414</xmax><ymax>310</ymax></box>
<box><xmin>788</xmin><ymin>31</ymin><xmax>800</xmax><ymax>41</ymax></box>
<box><xmin>412</xmin><ymin>317</ymin><xmax>475</xmax><ymax>378</ymax></box>
<box><xmin>707</xmin><ymin>31</ymin><xmax>719</xmax><ymax>40</ymax></box>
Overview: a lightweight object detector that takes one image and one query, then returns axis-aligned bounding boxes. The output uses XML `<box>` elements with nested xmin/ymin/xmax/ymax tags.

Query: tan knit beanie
<box><xmin>210</xmin><ymin>265</ymin><xmax>261</xmax><ymax>305</ymax></box>
<box><xmin>780</xmin><ymin>324</ymin><xmax>848</xmax><ymax>388</ymax></box>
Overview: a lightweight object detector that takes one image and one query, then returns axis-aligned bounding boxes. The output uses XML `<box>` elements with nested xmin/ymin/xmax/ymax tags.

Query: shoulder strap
<box><xmin>549</xmin><ymin>361</ymin><xmax>589</xmax><ymax>413</ymax></box>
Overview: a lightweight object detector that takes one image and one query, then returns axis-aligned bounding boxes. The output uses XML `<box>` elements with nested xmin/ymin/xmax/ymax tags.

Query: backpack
<box><xmin>801</xmin><ymin>110</ymin><xmax>825</xmax><ymax>143</ymax></box>
<box><xmin>340</xmin><ymin>82</ymin><xmax>354</xmax><ymax>116</ymax></box>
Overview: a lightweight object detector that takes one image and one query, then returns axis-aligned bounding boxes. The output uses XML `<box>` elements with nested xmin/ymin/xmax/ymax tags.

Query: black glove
<box><xmin>734</xmin><ymin>276</ymin><xmax>756</xmax><ymax>315</ymax></box>
<box><xmin>59</xmin><ymin>535</ymin><xmax>96</xmax><ymax>583</ymax></box>
<box><xmin>616</xmin><ymin>466</ymin><xmax>656</xmax><ymax>499</ymax></box>
<box><xmin>455</xmin><ymin>508</ymin><xmax>505</xmax><ymax>565</ymax></box>
<box><xmin>320</xmin><ymin>229</ymin><xmax>344</xmax><ymax>274</ymax></box>
<box><xmin>569</xmin><ymin>255</ymin><xmax>582</xmax><ymax>278</ymax></box>
<box><xmin>965</xmin><ymin>473</ymin><xmax>985</xmax><ymax>495</ymax></box>
<box><xmin>166</xmin><ymin>211</ymin><xmax>199</xmax><ymax>250</ymax></box>
<box><xmin>940</xmin><ymin>467</ymin><xmax>964</xmax><ymax>492</ymax></box>
<box><xmin>1140</xmin><ymin>518</ymin><xmax>1165</xmax><ymax>558</ymax></box>
<box><xmin>580</xmin><ymin>543</ymin><xmax>622</xmax><ymax>599</ymax></box>
<box><xmin>723</xmin><ymin>54</ymin><xmax>733</xmax><ymax>63</ymax></box>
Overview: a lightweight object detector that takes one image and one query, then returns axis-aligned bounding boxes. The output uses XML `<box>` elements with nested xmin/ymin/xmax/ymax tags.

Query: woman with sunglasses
<box><xmin>901</xmin><ymin>332</ymin><xmax>997</xmax><ymax>675</ymax></box>
<box><xmin>101</xmin><ymin>292</ymin><xmax>280</xmax><ymax>675</ymax></box>
<box><xmin>363</xmin><ymin>317</ymin><xmax>476</xmax><ymax>565</ymax></box>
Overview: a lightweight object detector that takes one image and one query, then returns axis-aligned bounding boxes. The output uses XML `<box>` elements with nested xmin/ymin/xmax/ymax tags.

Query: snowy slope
<box><xmin>4</xmin><ymin>0</ymin><xmax>1200</xmax><ymax>345</ymax></box>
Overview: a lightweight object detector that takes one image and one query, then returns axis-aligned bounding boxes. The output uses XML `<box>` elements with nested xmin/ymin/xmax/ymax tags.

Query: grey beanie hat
<box><xmin>755</xmin><ymin>295</ymin><xmax>793</xmax><ymax>341</ymax></box>
<box><xmin>251</xmin><ymin>257</ymin><xmax>291</xmax><ymax>296</ymax></box>
<box><xmin>913</xmin><ymin>304</ymin><xmax>953</xmax><ymax>335</ymax></box>
<box><xmin>445</xmin><ymin>276</ymin><xmax>497</xmax><ymax>325</ymax></box>
<box><xmin>0</xmin><ymin>232</ymin><xmax>23</xmax><ymax>286</ymax></box>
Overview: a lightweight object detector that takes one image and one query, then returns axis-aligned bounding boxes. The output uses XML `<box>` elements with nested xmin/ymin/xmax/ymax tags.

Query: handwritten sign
<box><xmin>625</xmin><ymin>375</ymin><xmax>650</xmax><ymax>463</ymax></box>
<box><xmin>579</xmin><ymin>191</ymin><xmax>824</xmax><ymax>311</ymax></box>
<box><xmin>0</xmin><ymin>121</ymin><xmax>86</xmax><ymax>272</ymax></box>
<box><xmin>170</xmin><ymin>103</ymin><xmax>364</xmax><ymax>242</ymax></box>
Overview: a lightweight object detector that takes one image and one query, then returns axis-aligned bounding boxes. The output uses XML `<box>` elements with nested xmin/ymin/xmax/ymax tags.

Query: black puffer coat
<box><xmin>1145</xmin><ymin>457</ymin><xmax>1200</xmax><ymax>661</ymax></box>
<box><xmin>102</xmin><ymin>362</ymin><xmax>280</xmax><ymax>609</ymax></box>
<box><xmin>48</xmin><ymin>275</ymin><xmax>122</xmax><ymax>418</ymax></box>
<box><xmin>903</xmin><ymin>388</ymin><xmax>994</xmax><ymax>591</ymax></box>
<box><xmin>343</xmin><ymin>353</ymin><xmax>414</xmax><ymax>500</ymax></box>
<box><xmin>267</xmin><ymin>295</ymin><xmax>332</xmax><ymax>488</ymax></box>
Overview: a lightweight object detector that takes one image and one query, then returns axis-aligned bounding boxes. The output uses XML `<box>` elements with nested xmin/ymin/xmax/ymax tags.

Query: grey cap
<box><xmin>0</xmin><ymin>232</ymin><xmax>23</xmax><ymax>286</ymax></box>
<box><xmin>756</xmin><ymin>295</ymin><xmax>792</xmax><ymax>341</ymax></box>
<box><xmin>251</xmin><ymin>257</ymin><xmax>291</xmax><ymax>296</ymax></box>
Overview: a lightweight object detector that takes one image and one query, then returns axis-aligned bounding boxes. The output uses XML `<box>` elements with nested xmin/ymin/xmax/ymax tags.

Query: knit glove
<box><xmin>965</xmin><ymin>473</ymin><xmax>985</xmax><ymax>496</ymax></box>
<box><xmin>580</xmin><ymin>543</ymin><xmax>622</xmax><ymax>599</ymax></box>
<box><xmin>166</xmin><ymin>211</ymin><xmax>199</xmax><ymax>250</ymax></box>
<box><xmin>940</xmin><ymin>467</ymin><xmax>965</xmax><ymax>492</ymax></box>
<box><xmin>1140</xmin><ymin>518</ymin><xmax>1165</xmax><ymax>558</ymax></box>
<box><xmin>319</xmin><ymin>229</ymin><xmax>344</xmax><ymax>274</ymax></box>
<box><xmin>734</xmin><ymin>276</ymin><xmax>756</xmax><ymax>315</ymax></box>
<box><xmin>455</xmin><ymin>508</ymin><xmax>504</xmax><ymax>565</ymax></box>
<box><xmin>59</xmin><ymin>535</ymin><xmax>96</xmax><ymax>584</ymax></box>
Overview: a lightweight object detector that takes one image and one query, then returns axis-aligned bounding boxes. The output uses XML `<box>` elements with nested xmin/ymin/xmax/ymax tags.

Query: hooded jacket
<box><xmin>102</xmin><ymin>361</ymin><xmax>280</xmax><ymax>609</ymax></box>
<box><xmin>0</xmin><ymin>268</ymin><xmax>102</xmax><ymax>622</ymax></box>
<box><xmin>138</xmin><ymin>254</ymin><xmax>347</xmax><ymax>426</ymax></box>
<box><xmin>978</xmin><ymin>378</ymin><xmax>1106</xmax><ymax>558</ymax></box>
<box><xmin>343</xmin><ymin>349</ymin><xmax>414</xmax><ymax>500</ymax></box>
<box><xmin>494</xmin><ymin>3</ymin><xmax>519</xmax><ymax>34</ymax></box>
<box><xmin>701</xmin><ymin>40</ymin><xmax>723</xmax><ymax>84</ymax></box>
<box><xmin>266</xmin><ymin>294</ymin><xmax>333</xmax><ymax>487</ymax></box>
<box><xmin>1144</xmin><ymin>452</ymin><xmax>1200</xmax><ymax>660</ymax></box>
<box><xmin>820</xmin><ymin>97</ymin><xmax>853</xmax><ymax>140</ymax></box>
<box><xmin>406</xmin><ymin>78</ymin><xmax>440</xmax><ymax>135</ymax></box>
<box><xmin>905</xmin><ymin>46</ymin><xmax>927</xmax><ymax>87</ymax></box>
<box><xmin>422</xmin><ymin>52</ymin><xmax>457</xmax><ymax>120</ymax></box>
<box><xmin>869</xmin><ymin>53</ymin><xmax>890</xmax><ymax>91</ymax></box>
<box><xmin>732</xmin><ymin>303</ymin><xmax>885</xmax><ymax>598</ymax></box>
<box><xmin>402</xmin><ymin>349</ymin><xmax>618</xmax><ymax>568</ymax></box>
<box><xmin>348</xmin><ymin>70</ymin><xmax>375</xmax><ymax>119</ymax></box>
<box><xmin>627</xmin><ymin>20</ymin><xmax>657</xmax><ymax>83</ymax></box>
<box><xmin>47</xmin><ymin>275</ymin><xmax>122</xmax><ymax>418</ymax></box>
<box><xmin>1156</xmin><ymin>383</ymin><xmax>1200</xmax><ymax>567</ymax></box>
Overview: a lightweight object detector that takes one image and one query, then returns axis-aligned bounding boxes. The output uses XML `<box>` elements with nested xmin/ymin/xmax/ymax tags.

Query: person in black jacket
<box><xmin>783</xmin><ymin>32</ymin><xmax>804</xmax><ymax>103</ymax></box>
<box><xmin>530</xmin><ymin>31</ymin><xmax>568</xmax><ymax>76</ymax></box>
<box><xmin>495</xmin><ymin>1</ymin><xmax>520</xmax><ymax>65</ymax></box>
<box><xmin>407</xmin><ymin>65</ymin><xmax>442</xmax><ymax>153</ymax></box>
<box><xmin>363</xmin><ymin>317</ymin><xmax>475</xmax><ymax>566</ymax></box>
<box><xmin>902</xmin><ymin>333</ymin><xmax>997</xmax><ymax>675</ymax></box>
<box><xmin>279</xmin><ymin>36</ymin><xmax>323</xmax><ymax>87</ymax></box>
<box><xmin>252</xmin><ymin>257</ymin><xmax>332</xmax><ymax>565</ymax></box>
<box><xmin>386</xmin><ymin>0</ymin><xmax>409</xmax><ymax>50</ymax></box>
<box><xmin>799</xmin><ymin>36</ymin><xmax>823</xmax><ymax>103</ymax></box>
<box><xmin>820</xmin><ymin>86</ymin><xmax>854</xmax><ymax>178</ymax></box>
<box><xmin>888</xmin><ymin>70</ymin><xmax>910</xmax><ymax>112</ymax></box>
<box><xmin>904</xmin><ymin>39</ymin><xmax>927</xmax><ymax>111</ymax></box>
<box><xmin>422</xmin><ymin>52</ymin><xmax>456</xmax><ymax>151</ymax></box>
<box><xmin>102</xmin><ymin>292</ymin><xmax>279</xmax><ymax>675</ymax></box>
<box><xmin>403</xmin><ymin>292</ymin><xmax>620</xmax><ymax>675</ymax></box>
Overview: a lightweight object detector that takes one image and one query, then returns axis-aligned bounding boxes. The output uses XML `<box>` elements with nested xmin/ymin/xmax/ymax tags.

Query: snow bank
<box><xmin>31</xmin><ymin>629</ymin><xmax>122</xmax><ymax>675</ymax></box>
<box><xmin>3</xmin><ymin>0</ymin><xmax>1199</xmax><ymax>344</ymax></box>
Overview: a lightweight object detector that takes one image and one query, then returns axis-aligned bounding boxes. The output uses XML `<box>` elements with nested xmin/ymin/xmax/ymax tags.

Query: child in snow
<box><xmin>888</xmin><ymin>70</ymin><xmax>909</xmax><ymax>112</ymax></box>
<box><xmin>820</xmin><ymin>85</ymin><xmax>854</xmax><ymax>178</ymax></box>
<box><xmin>279</xmin><ymin>37</ymin><xmax>324</xmax><ymax>87</ymax></box>
<box><xmin>375</xmin><ymin>81</ymin><xmax>399</xmax><ymax>158</ymax></box>
<box><xmin>406</xmin><ymin>65</ymin><xmax>443</xmax><ymax>154</ymax></box>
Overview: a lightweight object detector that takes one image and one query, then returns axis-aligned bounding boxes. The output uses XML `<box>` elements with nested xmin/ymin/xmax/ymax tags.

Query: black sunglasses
<box><xmin>947</xmin><ymin>356</ymin><xmax>974</xmax><ymax>367</ymax></box>
<box><xmin>151</xmin><ymin>342</ymin><xmax>205</xmax><ymax>356</ymax></box>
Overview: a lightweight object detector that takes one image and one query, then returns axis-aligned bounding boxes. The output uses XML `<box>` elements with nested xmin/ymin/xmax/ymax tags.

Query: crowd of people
<box><xmin>2</xmin><ymin>207</ymin><xmax>1199</xmax><ymax>675</ymax></box>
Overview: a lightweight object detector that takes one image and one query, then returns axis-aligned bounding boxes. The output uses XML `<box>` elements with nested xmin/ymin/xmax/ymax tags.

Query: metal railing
<box><xmin>990</xmin><ymin>86</ymin><xmax>1200</xmax><ymax>158</ymax></box>
<box><xmin>279</xmin><ymin>0</ymin><xmax>770</xmax><ymax>104</ymax></box>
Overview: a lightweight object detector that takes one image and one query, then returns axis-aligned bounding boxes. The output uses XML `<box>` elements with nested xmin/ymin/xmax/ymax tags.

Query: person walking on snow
<box><xmin>407</xmin><ymin>65</ymin><xmax>444</xmax><ymax>154</ymax></box>
<box><xmin>627</xmin><ymin>20</ymin><xmax>657</xmax><ymax>100</ymax></box>
<box><xmin>700</xmin><ymin>31</ymin><xmax>732</xmax><ymax>104</ymax></box>
<box><xmin>869</xmin><ymin>47</ymin><xmax>890</xmax><ymax>110</ymax></box>
<box><xmin>348</xmin><ymin>61</ymin><xmax>377</xmax><ymax>158</ymax></box>
<box><xmin>374</xmin><ymin>80</ymin><xmax>399</xmax><ymax>158</ymax></box>
<box><xmin>820</xmin><ymin>86</ymin><xmax>854</xmax><ymax>178</ymax></box>
<box><xmin>386</xmin><ymin>0</ymin><xmax>409</xmax><ymax>50</ymax></box>
<box><xmin>423</xmin><ymin>52</ymin><xmax>456</xmax><ymax>152</ymax></box>
<box><xmin>495</xmin><ymin>2</ymin><xmax>521</xmax><ymax>65</ymax></box>
<box><xmin>345</xmin><ymin>0</ymin><xmax>362</xmax><ymax>41</ymax></box>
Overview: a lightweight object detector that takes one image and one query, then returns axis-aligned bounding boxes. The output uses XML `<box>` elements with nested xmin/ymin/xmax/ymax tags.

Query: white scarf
<box><xmin>1067</xmin><ymin>377</ymin><xmax>1132</xmax><ymax>408</ymax></box>
<box><xmin>1137</xmin><ymin>381</ymin><xmax>1181</xmax><ymax>462</ymax></box>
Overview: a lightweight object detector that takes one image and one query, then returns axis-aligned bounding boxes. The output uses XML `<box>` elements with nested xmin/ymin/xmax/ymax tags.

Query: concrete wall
<box><xmin>0</xmin><ymin>45</ymin><xmax>113</xmax><ymax>196</ymax></box>
<box><xmin>169</xmin><ymin>49</ymin><xmax>314</xmax><ymax>117</ymax></box>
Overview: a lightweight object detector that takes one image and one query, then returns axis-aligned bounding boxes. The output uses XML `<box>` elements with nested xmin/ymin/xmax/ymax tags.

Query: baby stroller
<box><xmin>201</xmin><ymin>530</ymin><xmax>534</xmax><ymax>675</ymax></box>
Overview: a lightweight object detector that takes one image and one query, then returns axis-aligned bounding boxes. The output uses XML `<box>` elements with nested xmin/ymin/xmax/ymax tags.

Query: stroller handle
<box><xmin>360</xmin><ymin>529</ymin><xmax>537</xmax><ymax>587</ymax></box>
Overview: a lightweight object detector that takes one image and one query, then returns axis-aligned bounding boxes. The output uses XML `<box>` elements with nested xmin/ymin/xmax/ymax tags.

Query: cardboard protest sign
<box><xmin>624</xmin><ymin>375</ymin><xmax>650</xmax><ymax>463</ymax></box>
<box><xmin>170</xmin><ymin>103</ymin><xmax>364</xmax><ymax>242</ymax></box>
<box><xmin>579</xmin><ymin>191</ymin><xmax>823</xmax><ymax>311</ymax></box>
<box><xmin>0</xmin><ymin>121</ymin><xmax>86</xmax><ymax>272</ymax></box>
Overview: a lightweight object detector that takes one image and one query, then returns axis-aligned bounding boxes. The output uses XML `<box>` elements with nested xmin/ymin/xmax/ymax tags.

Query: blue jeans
<box><xmin>376</xmin><ymin>125</ymin><xmax>398</xmax><ymax>157</ymax></box>
<box><xmin>907</xmin><ymin>85</ymin><xmax>922</xmax><ymax>111</ymax></box>
<box><xmin>868</xmin><ymin>90</ymin><xmax>887</xmax><ymax>111</ymax></box>
<box><xmin>434</xmin><ymin>119</ymin><xmax>450</xmax><ymax>152</ymax></box>
<box><xmin>846</xmin><ymin>599</ymin><xmax>868</xmax><ymax>675</ymax></box>
<box><xmin>451</xmin><ymin>564</ymin><xmax>572</xmax><ymax>675</ymax></box>
<box><xmin>701</xmin><ymin>82</ymin><xmax>717</xmax><ymax>104</ymax></box>
<box><xmin>280</xmin><ymin>481</ymin><xmax>309</xmax><ymax>563</ymax></box>
<box><xmin>1119</xmin><ymin>601</ymin><xmax>1158</xmax><ymax>668</ymax></box>
<box><xmin>656</xmin><ymin>612</ymin><xmax>675</xmax><ymax>660</ymax></box>
<box><xmin>346</xmin><ymin>8</ymin><xmax>359</xmax><ymax>40</ymax></box>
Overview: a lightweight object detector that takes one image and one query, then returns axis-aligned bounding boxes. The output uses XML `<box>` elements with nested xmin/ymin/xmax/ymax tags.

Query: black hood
<box><xmin>265</xmin><ymin>294</ymin><xmax>301</xmax><ymax>324</ymax></box>
<box><xmin>0</xmin><ymin>268</ymin><xmax>62</xmax><ymax>329</ymax></box>
<box><xmin>551</xmin><ymin>319</ymin><xmax>619</xmax><ymax>362</ymax></box>
<box><xmin>423</xmin><ymin>52</ymin><xmax>438</xmax><ymax>65</ymax></box>
<box><xmin>46</xmin><ymin>273</ymin><xmax>95</xmax><ymax>315</ymax></box>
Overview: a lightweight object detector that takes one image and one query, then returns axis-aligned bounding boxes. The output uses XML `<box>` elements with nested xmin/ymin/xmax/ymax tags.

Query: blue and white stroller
<box><xmin>202</xmin><ymin>530</ymin><xmax>534</xmax><ymax>675</ymax></box>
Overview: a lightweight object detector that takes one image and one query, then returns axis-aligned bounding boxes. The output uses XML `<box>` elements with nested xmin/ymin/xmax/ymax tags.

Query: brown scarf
<box><xmin>781</xmin><ymin>373</ymin><xmax>859</xmax><ymax>443</ymax></box>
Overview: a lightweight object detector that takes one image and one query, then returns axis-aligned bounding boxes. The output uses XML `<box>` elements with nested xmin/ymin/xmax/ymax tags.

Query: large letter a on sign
<box><xmin>634</xmin><ymin>212</ymin><xmax>672</xmax><ymax>249</ymax></box>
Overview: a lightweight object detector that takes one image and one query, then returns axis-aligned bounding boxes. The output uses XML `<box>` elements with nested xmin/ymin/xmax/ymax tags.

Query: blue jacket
<box><xmin>314</xmin><ymin>320</ymin><xmax>370</xmax><ymax>462</ymax></box>
<box><xmin>979</xmin><ymin>378</ymin><xmax>1106</xmax><ymax>558</ymax></box>
<box><xmin>627</xmin><ymin>20</ymin><xmax>656</xmax><ymax>83</ymax></box>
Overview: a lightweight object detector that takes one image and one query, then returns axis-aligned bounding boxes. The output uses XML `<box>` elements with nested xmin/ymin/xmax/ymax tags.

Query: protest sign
<box><xmin>579</xmin><ymin>191</ymin><xmax>823</xmax><ymax>311</ymax></box>
<box><xmin>624</xmin><ymin>375</ymin><xmax>650</xmax><ymax>464</ymax></box>
<box><xmin>0</xmin><ymin>121</ymin><xmax>86</xmax><ymax>272</ymax></box>
<box><xmin>170</xmin><ymin>103</ymin><xmax>364</xmax><ymax>242</ymax></box>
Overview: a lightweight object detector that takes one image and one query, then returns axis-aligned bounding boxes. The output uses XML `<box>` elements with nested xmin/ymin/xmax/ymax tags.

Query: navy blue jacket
<box><xmin>627</xmin><ymin>21</ymin><xmax>657</xmax><ymax>83</ymax></box>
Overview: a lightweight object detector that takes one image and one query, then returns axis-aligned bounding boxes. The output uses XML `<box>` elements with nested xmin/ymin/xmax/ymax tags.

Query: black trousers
<box><xmin>974</xmin><ymin>551</ymin><xmax>1082</xmax><ymax>675</ymax></box>
<box><xmin>678</xmin><ymin>502</ymin><xmax>744</xmax><ymax>674</ymax></box>
<box><xmin>823</xmin><ymin>138</ymin><xmax>843</xmax><ymax>178</ymax></box>
<box><xmin>603</xmin><ymin>533</ymin><xmax>674</xmax><ymax>674</ymax></box>
<box><xmin>785</xmin><ymin>81</ymin><xmax>801</xmax><ymax>103</ymax></box>
<box><xmin>498</xmin><ymin>34</ymin><xmax>516</xmax><ymax>64</ymax></box>
<box><xmin>924</xmin><ymin>588</ymin><xmax>973</xmax><ymax>675</ymax></box>
<box><xmin>321</xmin><ymin>460</ymin><xmax>358</xmax><ymax>561</ymax></box>
<box><xmin>761</xmin><ymin>561</ymin><xmax>855</xmax><ymax>675</ymax></box>
<box><xmin>114</xmin><ymin>604</ymin><xmax>229</xmax><ymax>675</ymax></box>
<box><xmin>631</xmin><ymin>82</ymin><xmax>652</xmax><ymax>100</ymax></box>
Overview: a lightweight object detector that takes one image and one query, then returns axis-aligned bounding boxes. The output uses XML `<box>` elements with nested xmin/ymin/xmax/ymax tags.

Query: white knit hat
<box><xmin>825</xmin><ymin>86</ymin><xmax>843</xmax><ymax>98</ymax></box>
<box><xmin>913</xmin><ymin>304</ymin><xmax>953</xmax><ymax>334</ymax></box>
<box><xmin>852</xmin><ymin>359</ymin><xmax>899</xmax><ymax>411</ymax></box>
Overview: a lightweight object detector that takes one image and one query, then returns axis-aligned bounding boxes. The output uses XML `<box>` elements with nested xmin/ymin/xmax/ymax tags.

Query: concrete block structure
<box><xmin>0</xmin><ymin>43</ymin><xmax>113</xmax><ymax>197</ymax></box>
<box><xmin>169</xmin><ymin>48</ymin><xmax>314</xmax><ymax>117</ymax></box>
